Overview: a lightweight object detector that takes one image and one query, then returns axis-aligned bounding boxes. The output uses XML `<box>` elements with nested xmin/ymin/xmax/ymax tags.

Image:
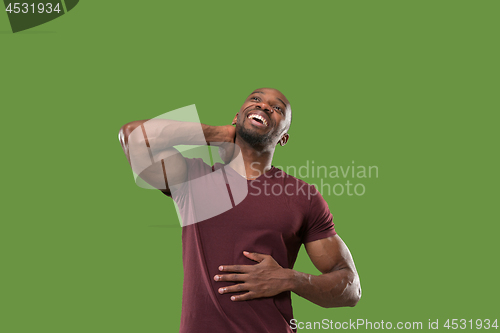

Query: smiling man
<box><xmin>118</xmin><ymin>88</ymin><xmax>361</xmax><ymax>333</ymax></box>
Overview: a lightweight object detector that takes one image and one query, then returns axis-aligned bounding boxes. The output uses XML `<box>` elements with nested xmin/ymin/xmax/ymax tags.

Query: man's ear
<box><xmin>231</xmin><ymin>113</ymin><xmax>238</xmax><ymax>125</ymax></box>
<box><xmin>278</xmin><ymin>133</ymin><xmax>289</xmax><ymax>147</ymax></box>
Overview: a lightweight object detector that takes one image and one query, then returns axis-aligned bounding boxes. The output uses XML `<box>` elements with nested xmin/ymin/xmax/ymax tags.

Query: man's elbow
<box><xmin>346</xmin><ymin>284</ymin><xmax>362</xmax><ymax>307</ymax></box>
<box><xmin>345</xmin><ymin>272</ymin><xmax>362</xmax><ymax>307</ymax></box>
<box><xmin>119</xmin><ymin>120</ymin><xmax>150</xmax><ymax>143</ymax></box>
<box><xmin>326</xmin><ymin>274</ymin><xmax>362</xmax><ymax>308</ymax></box>
<box><xmin>118</xmin><ymin>123</ymin><xmax>136</xmax><ymax>148</ymax></box>
<box><xmin>323</xmin><ymin>288</ymin><xmax>361</xmax><ymax>308</ymax></box>
<box><xmin>324</xmin><ymin>285</ymin><xmax>360</xmax><ymax>308</ymax></box>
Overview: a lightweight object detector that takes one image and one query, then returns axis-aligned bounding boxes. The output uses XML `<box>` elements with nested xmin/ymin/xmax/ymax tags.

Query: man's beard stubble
<box><xmin>236</xmin><ymin>122</ymin><xmax>274</xmax><ymax>147</ymax></box>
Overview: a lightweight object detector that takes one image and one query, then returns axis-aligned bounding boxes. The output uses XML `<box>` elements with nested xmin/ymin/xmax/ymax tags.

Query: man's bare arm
<box><xmin>118</xmin><ymin>120</ymin><xmax>235</xmax><ymax>195</ymax></box>
<box><xmin>215</xmin><ymin>235</ymin><xmax>361</xmax><ymax>308</ymax></box>
<box><xmin>290</xmin><ymin>235</ymin><xmax>361</xmax><ymax>307</ymax></box>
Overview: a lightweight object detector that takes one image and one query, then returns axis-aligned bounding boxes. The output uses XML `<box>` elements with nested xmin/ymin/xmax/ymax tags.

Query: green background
<box><xmin>1</xmin><ymin>1</ymin><xmax>498</xmax><ymax>332</ymax></box>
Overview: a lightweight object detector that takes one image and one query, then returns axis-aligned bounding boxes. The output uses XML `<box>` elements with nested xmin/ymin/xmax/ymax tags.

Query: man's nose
<box><xmin>256</xmin><ymin>103</ymin><xmax>273</xmax><ymax>113</ymax></box>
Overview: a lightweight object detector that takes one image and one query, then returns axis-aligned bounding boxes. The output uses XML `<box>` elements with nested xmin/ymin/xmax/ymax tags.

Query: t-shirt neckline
<box><xmin>220</xmin><ymin>163</ymin><xmax>276</xmax><ymax>181</ymax></box>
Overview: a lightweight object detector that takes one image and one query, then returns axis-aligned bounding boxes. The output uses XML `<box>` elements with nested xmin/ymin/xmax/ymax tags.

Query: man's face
<box><xmin>235</xmin><ymin>88</ymin><xmax>291</xmax><ymax>147</ymax></box>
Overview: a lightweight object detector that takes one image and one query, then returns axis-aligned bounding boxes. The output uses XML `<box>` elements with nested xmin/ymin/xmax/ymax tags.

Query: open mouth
<box><xmin>247</xmin><ymin>113</ymin><xmax>268</xmax><ymax>127</ymax></box>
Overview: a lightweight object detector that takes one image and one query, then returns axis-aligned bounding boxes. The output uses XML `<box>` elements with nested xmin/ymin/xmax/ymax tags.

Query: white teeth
<box><xmin>247</xmin><ymin>114</ymin><xmax>268</xmax><ymax>126</ymax></box>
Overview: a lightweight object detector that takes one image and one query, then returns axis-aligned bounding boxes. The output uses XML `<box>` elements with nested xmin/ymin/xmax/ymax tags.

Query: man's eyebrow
<box><xmin>276</xmin><ymin>98</ymin><xmax>287</xmax><ymax>108</ymax></box>
<box><xmin>250</xmin><ymin>91</ymin><xmax>287</xmax><ymax>108</ymax></box>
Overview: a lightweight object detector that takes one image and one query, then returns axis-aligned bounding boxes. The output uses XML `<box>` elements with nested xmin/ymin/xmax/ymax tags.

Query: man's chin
<box><xmin>237</xmin><ymin>126</ymin><xmax>273</xmax><ymax>147</ymax></box>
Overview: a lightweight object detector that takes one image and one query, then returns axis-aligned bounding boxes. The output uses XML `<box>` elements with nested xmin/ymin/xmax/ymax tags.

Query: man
<box><xmin>118</xmin><ymin>88</ymin><xmax>361</xmax><ymax>332</ymax></box>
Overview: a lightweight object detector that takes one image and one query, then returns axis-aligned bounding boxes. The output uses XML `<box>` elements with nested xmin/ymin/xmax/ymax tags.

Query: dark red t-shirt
<box><xmin>165</xmin><ymin>158</ymin><xmax>336</xmax><ymax>333</ymax></box>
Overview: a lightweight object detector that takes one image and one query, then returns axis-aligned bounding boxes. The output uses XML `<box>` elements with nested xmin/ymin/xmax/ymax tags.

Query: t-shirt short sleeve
<box><xmin>160</xmin><ymin>158</ymin><xmax>212</xmax><ymax>197</ymax></box>
<box><xmin>302</xmin><ymin>185</ymin><xmax>337</xmax><ymax>244</ymax></box>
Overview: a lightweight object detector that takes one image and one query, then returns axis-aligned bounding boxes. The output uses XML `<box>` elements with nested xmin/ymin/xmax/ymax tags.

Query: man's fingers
<box><xmin>230</xmin><ymin>292</ymin><xmax>257</xmax><ymax>302</ymax></box>
<box><xmin>217</xmin><ymin>283</ymin><xmax>248</xmax><ymax>294</ymax></box>
<box><xmin>217</xmin><ymin>286</ymin><xmax>258</xmax><ymax>301</ymax></box>
<box><xmin>219</xmin><ymin>265</ymin><xmax>250</xmax><ymax>273</ymax></box>
<box><xmin>214</xmin><ymin>273</ymin><xmax>248</xmax><ymax>282</ymax></box>
<box><xmin>243</xmin><ymin>251</ymin><xmax>267</xmax><ymax>263</ymax></box>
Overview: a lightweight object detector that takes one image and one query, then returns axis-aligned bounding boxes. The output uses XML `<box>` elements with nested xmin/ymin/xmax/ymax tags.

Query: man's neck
<box><xmin>229</xmin><ymin>137</ymin><xmax>275</xmax><ymax>180</ymax></box>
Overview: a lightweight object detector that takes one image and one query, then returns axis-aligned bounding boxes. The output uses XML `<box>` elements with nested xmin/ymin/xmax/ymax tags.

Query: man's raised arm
<box><xmin>118</xmin><ymin>119</ymin><xmax>235</xmax><ymax>195</ymax></box>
